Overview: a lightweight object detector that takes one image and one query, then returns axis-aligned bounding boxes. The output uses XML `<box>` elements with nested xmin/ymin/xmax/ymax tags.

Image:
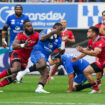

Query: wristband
<box><xmin>2</xmin><ymin>38</ymin><xmax>7</xmax><ymax>45</ymax></box>
<box><xmin>61</xmin><ymin>41</ymin><xmax>65</xmax><ymax>50</ymax></box>
<box><xmin>20</xmin><ymin>44</ymin><xmax>25</xmax><ymax>48</ymax></box>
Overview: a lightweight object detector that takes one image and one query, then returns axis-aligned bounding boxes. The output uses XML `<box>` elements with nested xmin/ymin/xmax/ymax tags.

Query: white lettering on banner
<box><xmin>25</xmin><ymin>11</ymin><xmax>66</xmax><ymax>21</ymax></box>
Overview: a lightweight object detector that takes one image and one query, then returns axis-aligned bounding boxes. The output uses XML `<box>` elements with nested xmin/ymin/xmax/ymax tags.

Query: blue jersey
<box><xmin>5</xmin><ymin>14</ymin><xmax>29</xmax><ymax>52</ymax></box>
<box><xmin>32</xmin><ymin>29</ymin><xmax>62</xmax><ymax>58</ymax></box>
<box><xmin>61</xmin><ymin>53</ymin><xmax>89</xmax><ymax>75</ymax></box>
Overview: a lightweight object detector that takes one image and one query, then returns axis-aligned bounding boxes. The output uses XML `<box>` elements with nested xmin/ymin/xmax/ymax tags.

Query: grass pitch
<box><xmin>0</xmin><ymin>75</ymin><xmax>105</xmax><ymax>105</ymax></box>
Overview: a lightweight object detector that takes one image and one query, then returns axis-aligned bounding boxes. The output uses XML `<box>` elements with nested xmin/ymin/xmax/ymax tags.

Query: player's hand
<box><xmin>67</xmin><ymin>87</ymin><xmax>72</xmax><ymax>92</ymax></box>
<box><xmin>62</xmin><ymin>35</ymin><xmax>69</xmax><ymax>41</ymax></box>
<box><xmin>76</xmin><ymin>46</ymin><xmax>84</xmax><ymax>53</ymax></box>
<box><xmin>2</xmin><ymin>41</ymin><xmax>7</xmax><ymax>48</ymax></box>
<box><xmin>71</xmin><ymin>57</ymin><xmax>79</xmax><ymax>62</ymax></box>
<box><xmin>25</xmin><ymin>38</ymin><xmax>30</xmax><ymax>46</ymax></box>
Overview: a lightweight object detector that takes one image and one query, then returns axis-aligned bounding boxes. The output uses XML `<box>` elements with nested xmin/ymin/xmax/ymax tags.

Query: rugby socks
<box><xmin>37</xmin><ymin>82</ymin><xmax>45</xmax><ymax>89</ymax></box>
<box><xmin>0</xmin><ymin>69</ymin><xmax>11</xmax><ymax>79</ymax></box>
<box><xmin>29</xmin><ymin>64</ymin><xmax>36</xmax><ymax>72</ymax></box>
<box><xmin>96</xmin><ymin>78</ymin><xmax>101</xmax><ymax>86</ymax></box>
<box><xmin>76</xmin><ymin>83</ymin><xmax>92</xmax><ymax>91</ymax></box>
<box><xmin>0</xmin><ymin>77</ymin><xmax>13</xmax><ymax>87</ymax></box>
<box><xmin>91</xmin><ymin>82</ymin><xmax>100</xmax><ymax>91</ymax></box>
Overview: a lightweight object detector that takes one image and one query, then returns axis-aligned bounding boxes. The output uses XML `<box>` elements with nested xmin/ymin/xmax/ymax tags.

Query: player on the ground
<box><xmin>50</xmin><ymin>52</ymin><xmax>92</xmax><ymax>92</ymax></box>
<box><xmin>2</xmin><ymin>4</ymin><xmax>29</xmax><ymax>55</ymax></box>
<box><xmin>16</xmin><ymin>23</ymin><xmax>67</xmax><ymax>93</ymax></box>
<box><xmin>0</xmin><ymin>20</ymin><xmax>39</xmax><ymax>87</ymax></box>
<box><xmin>71</xmin><ymin>26</ymin><xmax>105</xmax><ymax>93</ymax></box>
<box><xmin>47</xmin><ymin>19</ymin><xmax>75</xmax><ymax>82</ymax></box>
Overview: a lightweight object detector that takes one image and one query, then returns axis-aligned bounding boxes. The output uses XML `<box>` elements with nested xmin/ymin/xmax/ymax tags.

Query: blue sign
<box><xmin>0</xmin><ymin>4</ymin><xmax>78</xmax><ymax>29</ymax></box>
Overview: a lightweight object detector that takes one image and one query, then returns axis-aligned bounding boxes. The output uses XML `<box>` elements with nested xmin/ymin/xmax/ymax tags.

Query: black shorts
<box><xmin>90</xmin><ymin>63</ymin><xmax>102</xmax><ymax>73</ymax></box>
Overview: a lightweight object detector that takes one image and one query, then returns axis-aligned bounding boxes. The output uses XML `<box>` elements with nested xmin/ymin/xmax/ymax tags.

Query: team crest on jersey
<box><xmin>55</xmin><ymin>39</ymin><xmax>58</xmax><ymax>42</ymax></box>
<box><xmin>21</xmin><ymin>20</ymin><xmax>24</xmax><ymax>24</ymax></box>
<box><xmin>15</xmin><ymin>26</ymin><xmax>20</xmax><ymax>31</ymax></box>
<box><xmin>11</xmin><ymin>19</ymin><xmax>15</xmax><ymax>24</ymax></box>
<box><xmin>48</xmin><ymin>43</ymin><xmax>53</xmax><ymax>48</ymax></box>
<box><xmin>99</xmin><ymin>43</ymin><xmax>102</xmax><ymax>47</ymax></box>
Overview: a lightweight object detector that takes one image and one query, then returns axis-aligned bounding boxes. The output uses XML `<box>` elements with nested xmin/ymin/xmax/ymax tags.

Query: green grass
<box><xmin>0</xmin><ymin>75</ymin><xmax>105</xmax><ymax>105</ymax></box>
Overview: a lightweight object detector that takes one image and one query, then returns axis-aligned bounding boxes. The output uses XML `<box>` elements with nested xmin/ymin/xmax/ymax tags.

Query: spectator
<box><xmin>88</xmin><ymin>0</ymin><xmax>101</xmax><ymax>2</ymax></box>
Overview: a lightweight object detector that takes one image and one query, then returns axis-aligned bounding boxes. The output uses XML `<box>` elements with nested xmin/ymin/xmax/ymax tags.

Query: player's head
<box><xmin>23</xmin><ymin>20</ymin><xmax>34</xmax><ymax>36</ymax></box>
<box><xmin>102</xmin><ymin>11</ymin><xmax>105</xmax><ymax>22</ymax></box>
<box><xmin>15</xmin><ymin>4</ymin><xmax>23</xmax><ymax>17</ymax></box>
<box><xmin>87</xmin><ymin>26</ymin><xmax>99</xmax><ymax>39</ymax></box>
<box><xmin>50</xmin><ymin>52</ymin><xmax>61</xmax><ymax>65</ymax></box>
<box><xmin>53</xmin><ymin>23</ymin><xmax>63</xmax><ymax>36</ymax></box>
<box><xmin>60</xmin><ymin>19</ymin><xmax>67</xmax><ymax>29</ymax></box>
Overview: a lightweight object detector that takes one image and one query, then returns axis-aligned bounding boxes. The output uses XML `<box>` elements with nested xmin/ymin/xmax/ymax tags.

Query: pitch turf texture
<box><xmin>0</xmin><ymin>75</ymin><xmax>105</xmax><ymax>105</ymax></box>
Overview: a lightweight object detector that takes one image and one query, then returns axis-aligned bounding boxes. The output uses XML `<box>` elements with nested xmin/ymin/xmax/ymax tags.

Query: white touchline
<box><xmin>0</xmin><ymin>102</ymin><xmax>104</xmax><ymax>105</ymax></box>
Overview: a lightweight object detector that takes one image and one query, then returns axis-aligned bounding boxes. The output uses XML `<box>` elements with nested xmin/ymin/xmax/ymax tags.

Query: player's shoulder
<box><xmin>97</xmin><ymin>22</ymin><xmax>102</xmax><ymax>25</ymax></box>
<box><xmin>7</xmin><ymin>14</ymin><xmax>15</xmax><ymax>19</ymax></box>
<box><xmin>33</xmin><ymin>31</ymin><xmax>39</xmax><ymax>38</ymax></box>
<box><xmin>17</xmin><ymin>31</ymin><xmax>24</xmax><ymax>36</ymax></box>
<box><xmin>88</xmin><ymin>39</ymin><xmax>92</xmax><ymax>43</ymax></box>
<box><xmin>95</xmin><ymin>22</ymin><xmax>102</xmax><ymax>27</ymax></box>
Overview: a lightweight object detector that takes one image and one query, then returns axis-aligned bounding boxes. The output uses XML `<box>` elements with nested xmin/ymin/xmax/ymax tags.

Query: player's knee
<box><xmin>39</xmin><ymin>62</ymin><xmax>46</xmax><ymax>70</ymax></box>
<box><xmin>13</xmin><ymin>65</ymin><xmax>21</xmax><ymax>72</ymax></box>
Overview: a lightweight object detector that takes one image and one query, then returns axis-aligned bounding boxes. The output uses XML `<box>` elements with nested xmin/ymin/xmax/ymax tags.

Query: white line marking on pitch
<box><xmin>0</xmin><ymin>102</ymin><xmax>105</xmax><ymax>105</ymax></box>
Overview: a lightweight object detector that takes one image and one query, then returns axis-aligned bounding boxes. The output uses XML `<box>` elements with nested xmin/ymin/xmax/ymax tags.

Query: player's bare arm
<box><xmin>68</xmin><ymin>73</ymin><xmax>74</xmax><ymax>92</ymax></box>
<box><xmin>40</xmin><ymin>29</ymin><xmax>60</xmax><ymax>41</ymax></box>
<box><xmin>78</xmin><ymin>46</ymin><xmax>101</xmax><ymax>56</ymax></box>
<box><xmin>12</xmin><ymin>36</ymin><xmax>29</xmax><ymax>50</ymax></box>
<box><xmin>2</xmin><ymin>24</ymin><xmax>8</xmax><ymax>48</ymax></box>
<box><xmin>99</xmin><ymin>24</ymin><xmax>105</xmax><ymax>35</ymax></box>
<box><xmin>71</xmin><ymin>47</ymin><xmax>90</xmax><ymax>62</ymax></box>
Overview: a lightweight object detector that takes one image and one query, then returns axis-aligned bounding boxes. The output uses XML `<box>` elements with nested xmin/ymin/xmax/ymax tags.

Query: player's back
<box><xmin>61</xmin><ymin>53</ymin><xmax>89</xmax><ymax>73</ymax></box>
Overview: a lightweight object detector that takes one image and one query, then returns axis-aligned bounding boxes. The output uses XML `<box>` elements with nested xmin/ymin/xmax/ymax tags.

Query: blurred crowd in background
<box><xmin>0</xmin><ymin>0</ymin><xmax>104</xmax><ymax>3</ymax></box>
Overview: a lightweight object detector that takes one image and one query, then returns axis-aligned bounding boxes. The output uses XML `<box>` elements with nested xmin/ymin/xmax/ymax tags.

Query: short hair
<box><xmin>102</xmin><ymin>11</ymin><xmax>105</xmax><ymax>15</ymax></box>
<box><xmin>89</xmin><ymin>26</ymin><xmax>99</xmax><ymax>35</ymax></box>
<box><xmin>23</xmin><ymin>20</ymin><xmax>30</xmax><ymax>26</ymax></box>
<box><xmin>51</xmin><ymin>52</ymin><xmax>61</xmax><ymax>60</ymax></box>
<box><xmin>15</xmin><ymin>4</ymin><xmax>23</xmax><ymax>10</ymax></box>
<box><xmin>53</xmin><ymin>23</ymin><xmax>62</xmax><ymax>28</ymax></box>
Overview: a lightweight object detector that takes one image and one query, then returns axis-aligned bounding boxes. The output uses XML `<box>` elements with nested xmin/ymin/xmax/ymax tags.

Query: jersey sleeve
<box><xmin>5</xmin><ymin>16</ymin><xmax>11</xmax><ymax>26</ymax></box>
<box><xmin>16</xmin><ymin>33</ymin><xmax>22</xmax><ymax>41</ymax></box>
<box><xmin>68</xmin><ymin>31</ymin><xmax>75</xmax><ymax>39</ymax></box>
<box><xmin>39</xmin><ymin>29</ymin><xmax>47</xmax><ymax>39</ymax></box>
<box><xmin>57</xmin><ymin>37</ymin><xmax>62</xmax><ymax>49</ymax></box>
<box><xmin>95</xmin><ymin>41</ymin><xmax>105</xmax><ymax>49</ymax></box>
<box><xmin>64</xmin><ymin>60</ymin><xmax>74</xmax><ymax>74</ymax></box>
<box><xmin>25</xmin><ymin>15</ymin><xmax>30</xmax><ymax>21</ymax></box>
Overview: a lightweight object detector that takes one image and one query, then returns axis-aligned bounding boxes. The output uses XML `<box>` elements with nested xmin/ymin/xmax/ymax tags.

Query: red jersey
<box><xmin>61</xmin><ymin>29</ymin><xmax>75</xmax><ymax>44</ymax></box>
<box><xmin>88</xmin><ymin>36</ymin><xmax>105</xmax><ymax>69</ymax></box>
<box><xmin>54</xmin><ymin>29</ymin><xmax>75</xmax><ymax>52</ymax></box>
<box><xmin>14</xmin><ymin>31</ymin><xmax>39</xmax><ymax>60</ymax></box>
<box><xmin>95</xmin><ymin>23</ymin><xmax>105</xmax><ymax>36</ymax></box>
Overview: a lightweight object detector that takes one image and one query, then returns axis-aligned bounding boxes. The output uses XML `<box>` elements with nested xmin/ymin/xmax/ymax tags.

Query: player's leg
<box><xmin>16</xmin><ymin>51</ymin><xmax>46</xmax><ymax>82</ymax></box>
<box><xmin>0</xmin><ymin>73</ymin><xmax>17</xmax><ymax>87</ymax></box>
<box><xmin>0</xmin><ymin>60</ymin><xmax>21</xmax><ymax>79</ymax></box>
<box><xmin>73</xmin><ymin>74</ymin><xmax>91</xmax><ymax>91</ymax></box>
<box><xmin>96</xmin><ymin>72</ymin><xmax>103</xmax><ymax>87</ymax></box>
<box><xmin>83</xmin><ymin>63</ymin><xmax>101</xmax><ymax>93</ymax></box>
<box><xmin>35</xmin><ymin>66</ymin><xmax>50</xmax><ymax>93</ymax></box>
